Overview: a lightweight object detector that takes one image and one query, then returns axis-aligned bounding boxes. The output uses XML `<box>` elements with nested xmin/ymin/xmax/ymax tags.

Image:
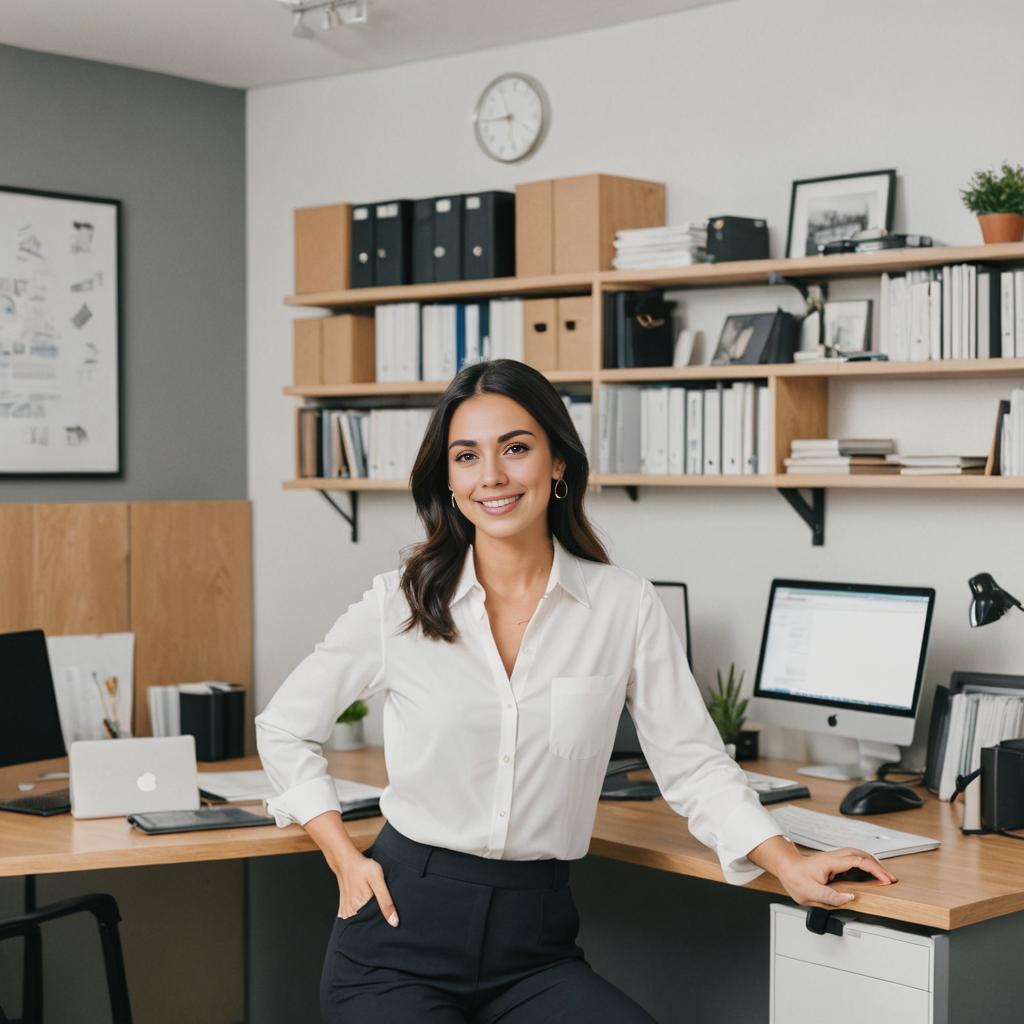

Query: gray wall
<box><xmin>0</xmin><ymin>43</ymin><xmax>247</xmax><ymax>1024</ymax></box>
<box><xmin>0</xmin><ymin>42</ymin><xmax>247</xmax><ymax>501</ymax></box>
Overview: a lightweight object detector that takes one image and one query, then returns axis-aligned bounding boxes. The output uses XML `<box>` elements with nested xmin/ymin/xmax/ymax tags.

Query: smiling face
<box><xmin>447</xmin><ymin>392</ymin><xmax>565</xmax><ymax>543</ymax></box>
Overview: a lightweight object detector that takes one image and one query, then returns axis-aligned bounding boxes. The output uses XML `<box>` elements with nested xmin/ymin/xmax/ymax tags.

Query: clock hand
<box><xmin>478</xmin><ymin>114</ymin><xmax>513</xmax><ymax>124</ymax></box>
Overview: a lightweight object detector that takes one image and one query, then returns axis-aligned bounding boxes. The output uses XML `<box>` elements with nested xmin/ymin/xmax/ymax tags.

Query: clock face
<box><xmin>473</xmin><ymin>73</ymin><xmax>548</xmax><ymax>163</ymax></box>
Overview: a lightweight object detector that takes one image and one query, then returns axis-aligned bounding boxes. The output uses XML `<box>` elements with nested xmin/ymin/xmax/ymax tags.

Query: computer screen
<box><xmin>612</xmin><ymin>581</ymin><xmax>690</xmax><ymax>757</ymax></box>
<box><xmin>0</xmin><ymin>629</ymin><xmax>67</xmax><ymax>768</ymax></box>
<box><xmin>754</xmin><ymin>581</ymin><xmax>933</xmax><ymax>715</ymax></box>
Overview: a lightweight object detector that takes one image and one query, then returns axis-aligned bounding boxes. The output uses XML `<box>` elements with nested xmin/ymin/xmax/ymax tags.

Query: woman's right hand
<box><xmin>337</xmin><ymin>851</ymin><xmax>399</xmax><ymax>926</ymax></box>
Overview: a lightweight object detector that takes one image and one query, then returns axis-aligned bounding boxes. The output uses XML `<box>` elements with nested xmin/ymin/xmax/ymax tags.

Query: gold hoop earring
<box><xmin>553</xmin><ymin>477</ymin><xmax>568</xmax><ymax>500</ymax></box>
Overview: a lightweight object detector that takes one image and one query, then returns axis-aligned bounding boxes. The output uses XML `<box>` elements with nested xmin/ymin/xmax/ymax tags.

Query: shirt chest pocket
<box><xmin>548</xmin><ymin>675</ymin><xmax>624</xmax><ymax>760</ymax></box>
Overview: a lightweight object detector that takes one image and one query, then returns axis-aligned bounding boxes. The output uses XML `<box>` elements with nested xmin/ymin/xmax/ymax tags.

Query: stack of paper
<box><xmin>937</xmin><ymin>693</ymin><xmax>1024</xmax><ymax>800</ymax></box>
<box><xmin>785</xmin><ymin>438</ymin><xmax>898</xmax><ymax>474</ymax></box>
<box><xmin>197</xmin><ymin>769</ymin><xmax>383</xmax><ymax>808</ymax></box>
<box><xmin>886</xmin><ymin>454</ymin><xmax>986</xmax><ymax>476</ymax></box>
<box><xmin>612</xmin><ymin>224</ymin><xmax>707</xmax><ymax>269</ymax></box>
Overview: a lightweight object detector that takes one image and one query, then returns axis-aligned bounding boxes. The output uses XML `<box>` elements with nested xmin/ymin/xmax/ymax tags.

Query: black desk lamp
<box><xmin>968</xmin><ymin>572</ymin><xmax>1023</xmax><ymax>627</ymax></box>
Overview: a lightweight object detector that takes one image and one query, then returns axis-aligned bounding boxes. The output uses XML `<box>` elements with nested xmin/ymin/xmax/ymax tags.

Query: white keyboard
<box><xmin>770</xmin><ymin>804</ymin><xmax>940</xmax><ymax>859</ymax></box>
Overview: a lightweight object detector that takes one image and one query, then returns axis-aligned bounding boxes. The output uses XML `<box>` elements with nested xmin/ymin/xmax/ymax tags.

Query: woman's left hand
<box><xmin>775</xmin><ymin>846</ymin><xmax>897</xmax><ymax>909</ymax></box>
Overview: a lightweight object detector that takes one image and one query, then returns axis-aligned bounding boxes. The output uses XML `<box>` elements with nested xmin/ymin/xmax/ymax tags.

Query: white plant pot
<box><xmin>330</xmin><ymin>720</ymin><xmax>365</xmax><ymax>751</ymax></box>
<box><xmin>724</xmin><ymin>742</ymin><xmax>737</xmax><ymax>759</ymax></box>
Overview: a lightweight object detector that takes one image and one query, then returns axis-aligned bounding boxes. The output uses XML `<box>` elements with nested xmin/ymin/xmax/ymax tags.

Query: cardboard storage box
<box><xmin>291</xmin><ymin>315</ymin><xmax>375</xmax><ymax>386</ymax></box>
<box><xmin>294</xmin><ymin>202</ymin><xmax>351</xmax><ymax>294</ymax></box>
<box><xmin>553</xmin><ymin>174</ymin><xmax>664</xmax><ymax>273</ymax></box>
<box><xmin>556</xmin><ymin>296</ymin><xmax>594</xmax><ymax>371</ymax></box>
<box><xmin>515</xmin><ymin>180</ymin><xmax>554</xmax><ymax>277</ymax></box>
<box><xmin>523</xmin><ymin>299</ymin><xmax>558</xmax><ymax>371</ymax></box>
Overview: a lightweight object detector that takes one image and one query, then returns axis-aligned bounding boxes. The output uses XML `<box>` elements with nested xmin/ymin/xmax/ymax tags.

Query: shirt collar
<box><xmin>451</xmin><ymin>534</ymin><xmax>590</xmax><ymax>609</ymax></box>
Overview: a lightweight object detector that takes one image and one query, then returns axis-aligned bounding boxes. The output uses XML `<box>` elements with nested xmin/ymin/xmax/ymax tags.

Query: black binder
<box><xmin>432</xmin><ymin>195</ymin><xmax>463</xmax><ymax>282</ymax></box>
<box><xmin>350</xmin><ymin>204</ymin><xmax>375</xmax><ymax>288</ymax></box>
<box><xmin>462</xmin><ymin>191</ymin><xmax>515</xmax><ymax>280</ymax></box>
<box><xmin>374</xmin><ymin>200</ymin><xmax>413</xmax><ymax>287</ymax></box>
<box><xmin>412</xmin><ymin>197</ymin><xmax>435</xmax><ymax>284</ymax></box>
<box><xmin>179</xmin><ymin>683</ymin><xmax>246</xmax><ymax>763</ymax></box>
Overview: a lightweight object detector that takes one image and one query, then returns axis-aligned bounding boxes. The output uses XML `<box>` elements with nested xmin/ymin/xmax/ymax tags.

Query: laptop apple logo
<box><xmin>136</xmin><ymin>772</ymin><xmax>157</xmax><ymax>793</ymax></box>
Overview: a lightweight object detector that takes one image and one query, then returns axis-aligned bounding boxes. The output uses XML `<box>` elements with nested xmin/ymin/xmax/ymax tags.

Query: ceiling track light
<box><xmin>278</xmin><ymin>0</ymin><xmax>367</xmax><ymax>36</ymax></box>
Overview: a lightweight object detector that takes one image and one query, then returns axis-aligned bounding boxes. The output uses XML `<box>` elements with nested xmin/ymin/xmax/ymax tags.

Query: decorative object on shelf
<box><xmin>708</xmin><ymin>663</ymin><xmax>748</xmax><ymax>753</ymax></box>
<box><xmin>330</xmin><ymin>699</ymin><xmax>369</xmax><ymax>751</ymax></box>
<box><xmin>705</xmin><ymin>215</ymin><xmax>769</xmax><ymax>263</ymax></box>
<box><xmin>473</xmin><ymin>73</ymin><xmax>549</xmax><ymax>163</ymax></box>
<box><xmin>823</xmin><ymin>299</ymin><xmax>872</xmax><ymax>355</ymax></box>
<box><xmin>967</xmin><ymin>572</ymin><xmax>1022</xmax><ymax>628</ymax></box>
<box><xmin>960</xmin><ymin>162</ymin><xmax>1024</xmax><ymax>244</ymax></box>
<box><xmin>279</xmin><ymin>0</ymin><xmax>367</xmax><ymax>38</ymax></box>
<box><xmin>819</xmin><ymin>230</ymin><xmax>933</xmax><ymax>255</ymax></box>
<box><xmin>712</xmin><ymin>310</ymin><xmax>798</xmax><ymax>365</ymax></box>
<box><xmin>601</xmin><ymin>289</ymin><xmax>676</xmax><ymax>368</ymax></box>
<box><xmin>0</xmin><ymin>185</ymin><xmax>121</xmax><ymax>475</ymax></box>
<box><xmin>785</xmin><ymin>169</ymin><xmax>896</xmax><ymax>259</ymax></box>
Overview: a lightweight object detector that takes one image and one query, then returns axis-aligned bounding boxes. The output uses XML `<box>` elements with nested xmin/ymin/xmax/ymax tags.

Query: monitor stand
<box><xmin>796</xmin><ymin>741</ymin><xmax>901</xmax><ymax>781</ymax></box>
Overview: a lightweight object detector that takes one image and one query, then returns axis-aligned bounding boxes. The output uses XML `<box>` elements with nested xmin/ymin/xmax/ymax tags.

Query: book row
<box><xmin>297</xmin><ymin>396</ymin><xmax>592</xmax><ymax>480</ymax></box>
<box><xmin>600</xmin><ymin>383</ymin><xmax>770</xmax><ymax>476</ymax></box>
<box><xmin>879</xmin><ymin>264</ymin><xmax>1024</xmax><ymax>361</ymax></box>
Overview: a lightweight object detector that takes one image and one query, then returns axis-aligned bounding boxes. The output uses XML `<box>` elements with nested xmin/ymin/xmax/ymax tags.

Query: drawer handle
<box><xmin>805</xmin><ymin>907</ymin><xmax>845</xmax><ymax>937</ymax></box>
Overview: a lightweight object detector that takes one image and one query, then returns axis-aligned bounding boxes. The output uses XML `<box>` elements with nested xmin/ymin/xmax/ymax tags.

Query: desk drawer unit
<box><xmin>770</xmin><ymin>904</ymin><xmax>937</xmax><ymax>1024</ymax></box>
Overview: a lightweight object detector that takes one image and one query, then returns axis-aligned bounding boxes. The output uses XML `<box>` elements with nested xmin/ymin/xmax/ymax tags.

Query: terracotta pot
<box><xmin>978</xmin><ymin>213</ymin><xmax>1024</xmax><ymax>244</ymax></box>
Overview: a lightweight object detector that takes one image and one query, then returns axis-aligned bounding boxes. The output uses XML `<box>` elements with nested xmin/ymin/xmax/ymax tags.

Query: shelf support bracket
<box><xmin>319</xmin><ymin>489</ymin><xmax>359</xmax><ymax>543</ymax></box>
<box><xmin>778</xmin><ymin>487</ymin><xmax>825</xmax><ymax>546</ymax></box>
<box><xmin>625</xmin><ymin>485</ymin><xmax>638</xmax><ymax>502</ymax></box>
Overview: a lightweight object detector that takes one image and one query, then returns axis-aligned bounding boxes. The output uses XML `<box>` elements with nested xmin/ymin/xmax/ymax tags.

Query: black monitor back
<box><xmin>0</xmin><ymin>629</ymin><xmax>66</xmax><ymax>768</ymax></box>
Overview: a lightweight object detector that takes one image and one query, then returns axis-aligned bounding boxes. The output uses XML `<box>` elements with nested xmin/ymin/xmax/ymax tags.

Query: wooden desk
<box><xmin>3</xmin><ymin>750</ymin><xmax>1023</xmax><ymax>930</ymax></box>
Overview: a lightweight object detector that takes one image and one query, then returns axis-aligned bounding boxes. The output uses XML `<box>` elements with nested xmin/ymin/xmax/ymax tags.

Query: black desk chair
<box><xmin>0</xmin><ymin>884</ymin><xmax>133</xmax><ymax>1024</ymax></box>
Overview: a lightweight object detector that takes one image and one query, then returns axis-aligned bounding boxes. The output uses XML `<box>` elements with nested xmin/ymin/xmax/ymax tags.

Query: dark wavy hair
<box><xmin>398</xmin><ymin>359</ymin><xmax>609</xmax><ymax>642</ymax></box>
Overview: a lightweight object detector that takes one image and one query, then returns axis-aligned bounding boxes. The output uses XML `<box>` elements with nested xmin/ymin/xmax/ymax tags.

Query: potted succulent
<box><xmin>707</xmin><ymin>663</ymin><xmax>759</xmax><ymax>760</ymax></box>
<box><xmin>329</xmin><ymin>700</ymin><xmax>369</xmax><ymax>751</ymax></box>
<box><xmin>960</xmin><ymin>162</ymin><xmax>1024</xmax><ymax>244</ymax></box>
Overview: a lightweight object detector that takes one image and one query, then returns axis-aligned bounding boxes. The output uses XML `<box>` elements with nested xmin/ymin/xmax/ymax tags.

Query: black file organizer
<box><xmin>432</xmin><ymin>194</ymin><xmax>463</xmax><ymax>282</ymax></box>
<box><xmin>462</xmin><ymin>191</ymin><xmax>515</xmax><ymax>280</ymax></box>
<box><xmin>179</xmin><ymin>684</ymin><xmax>246</xmax><ymax>762</ymax></box>
<box><xmin>412</xmin><ymin>197</ymin><xmax>435</xmax><ymax>284</ymax></box>
<box><xmin>374</xmin><ymin>199</ymin><xmax>413</xmax><ymax>286</ymax></box>
<box><xmin>350</xmin><ymin>204</ymin><xmax>375</xmax><ymax>288</ymax></box>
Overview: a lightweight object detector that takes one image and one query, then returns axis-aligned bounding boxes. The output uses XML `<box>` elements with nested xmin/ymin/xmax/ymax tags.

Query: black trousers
<box><xmin>320</xmin><ymin>821</ymin><xmax>657</xmax><ymax>1023</ymax></box>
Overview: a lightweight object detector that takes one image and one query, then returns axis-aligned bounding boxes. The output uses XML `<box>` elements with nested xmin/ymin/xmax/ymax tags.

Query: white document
<box><xmin>47</xmin><ymin>633</ymin><xmax>135</xmax><ymax>745</ymax></box>
<box><xmin>197</xmin><ymin>769</ymin><xmax>383</xmax><ymax>805</ymax></box>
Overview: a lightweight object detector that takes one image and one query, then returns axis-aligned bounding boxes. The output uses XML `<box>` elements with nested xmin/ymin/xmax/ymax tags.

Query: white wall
<box><xmin>247</xmin><ymin>0</ymin><xmax>1024</xmax><ymax>770</ymax></box>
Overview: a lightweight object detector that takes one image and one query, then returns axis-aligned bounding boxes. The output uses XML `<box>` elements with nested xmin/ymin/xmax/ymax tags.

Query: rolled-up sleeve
<box><xmin>255</xmin><ymin>574</ymin><xmax>388</xmax><ymax>828</ymax></box>
<box><xmin>625</xmin><ymin>578</ymin><xmax>784</xmax><ymax>885</ymax></box>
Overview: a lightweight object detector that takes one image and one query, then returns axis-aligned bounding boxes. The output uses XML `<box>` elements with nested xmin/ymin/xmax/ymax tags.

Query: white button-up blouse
<box><xmin>255</xmin><ymin>535</ymin><xmax>784</xmax><ymax>885</ymax></box>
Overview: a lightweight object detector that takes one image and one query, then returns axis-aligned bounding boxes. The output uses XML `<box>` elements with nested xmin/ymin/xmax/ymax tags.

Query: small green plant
<box><xmin>960</xmin><ymin>162</ymin><xmax>1024</xmax><ymax>215</ymax></box>
<box><xmin>708</xmin><ymin>664</ymin><xmax>748</xmax><ymax>745</ymax></box>
<box><xmin>336</xmin><ymin>700</ymin><xmax>369</xmax><ymax>725</ymax></box>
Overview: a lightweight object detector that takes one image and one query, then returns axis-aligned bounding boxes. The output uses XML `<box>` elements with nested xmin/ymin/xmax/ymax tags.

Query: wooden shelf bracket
<box><xmin>778</xmin><ymin>487</ymin><xmax>825</xmax><ymax>545</ymax></box>
<box><xmin>319</xmin><ymin>489</ymin><xmax>359</xmax><ymax>543</ymax></box>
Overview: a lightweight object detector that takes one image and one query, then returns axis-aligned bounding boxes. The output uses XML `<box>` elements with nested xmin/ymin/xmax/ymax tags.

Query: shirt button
<box><xmin>503</xmin><ymin>755</ymin><xmax>510</xmax><ymax>763</ymax></box>
<box><xmin>505</xmin><ymin>703</ymin><xmax>513</xmax><ymax>710</ymax></box>
<box><xmin>499</xmin><ymin>810</ymin><xmax>506</xmax><ymax>817</ymax></box>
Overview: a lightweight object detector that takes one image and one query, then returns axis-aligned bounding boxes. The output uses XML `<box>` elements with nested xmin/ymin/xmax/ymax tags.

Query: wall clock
<box><xmin>472</xmin><ymin>73</ymin><xmax>549</xmax><ymax>163</ymax></box>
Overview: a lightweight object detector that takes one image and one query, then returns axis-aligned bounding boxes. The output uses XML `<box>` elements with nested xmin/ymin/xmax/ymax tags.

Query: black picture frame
<box><xmin>0</xmin><ymin>184</ymin><xmax>123</xmax><ymax>477</ymax></box>
<box><xmin>785</xmin><ymin>169</ymin><xmax>896</xmax><ymax>259</ymax></box>
<box><xmin>712</xmin><ymin>312</ymin><xmax>777</xmax><ymax>365</ymax></box>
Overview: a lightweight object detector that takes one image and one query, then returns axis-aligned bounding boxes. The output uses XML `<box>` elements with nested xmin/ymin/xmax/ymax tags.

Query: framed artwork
<box><xmin>0</xmin><ymin>186</ymin><xmax>122</xmax><ymax>475</ymax></box>
<box><xmin>824</xmin><ymin>299</ymin><xmax>872</xmax><ymax>354</ymax></box>
<box><xmin>712</xmin><ymin>312</ymin><xmax>777</xmax><ymax>365</ymax></box>
<box><xmin>786</xmin><ymin>170</ymin><xmax>895</xmax><ymax>259</ymax></box>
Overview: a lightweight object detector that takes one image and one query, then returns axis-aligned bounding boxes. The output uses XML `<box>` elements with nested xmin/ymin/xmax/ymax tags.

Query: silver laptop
<box><xmin>70</xmin><ymin>736</ymin><xmax>200</xmax><ymax>819</ymax></box>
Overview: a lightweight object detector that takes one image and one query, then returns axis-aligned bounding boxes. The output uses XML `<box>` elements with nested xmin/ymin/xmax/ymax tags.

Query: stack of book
<box><xmin>994</xmin><ymin>387</ymin><xmax>1024</xmax><ymax>476</ymax></box>
<box><xmin>784</xmin><ymin>438</ymin><xmax>898</xmax><ymax>475</ymax></box>
<box><xmin>885</xmin><ymin>454</ymin><xmax>986</xmax><ymax>476</ymax></box>
<box><xmin>878</xmin><ymin>263</ymin><xmax>1024</xmax><ymax>361</ymax></box>
<box><xmin>611</xmin><ymin>224</ymin><xmax>707</xmax><ymax>270</ymax></box>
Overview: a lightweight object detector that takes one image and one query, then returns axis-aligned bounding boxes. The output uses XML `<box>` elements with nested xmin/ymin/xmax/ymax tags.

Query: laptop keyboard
<box><xmin>0</xmin><ymin>787</ymin><xmax>72</xmax><ymax>815</ymax></box>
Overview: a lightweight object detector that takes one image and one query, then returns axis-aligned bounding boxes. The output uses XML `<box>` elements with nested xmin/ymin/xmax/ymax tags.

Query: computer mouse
<box><xmin>839</xmin><ymin>781</ymin><xmax>924</xmax><ymax>816</ymax></box>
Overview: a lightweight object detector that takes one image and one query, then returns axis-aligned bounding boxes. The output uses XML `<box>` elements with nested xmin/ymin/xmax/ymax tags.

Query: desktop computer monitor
<box><xmin>0</xmin><ymin>629</ymin><xmax>67</xmax><ymax>768</ymax></box>
<box><xmin>612</xmin><ymin>581</ymin><xmax>691</xmax><ymax>758</ymax></box>
<box><xmin>749</xmin><ymin>579</ymin><xmax>935</xmax><ymax>780</ymax></box>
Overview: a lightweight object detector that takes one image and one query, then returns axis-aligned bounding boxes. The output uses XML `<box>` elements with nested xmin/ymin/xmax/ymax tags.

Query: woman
<box><xmin>255</xmin><ymin>358</ymin><xmax>895</xmax><ymax>1023</ymax></box>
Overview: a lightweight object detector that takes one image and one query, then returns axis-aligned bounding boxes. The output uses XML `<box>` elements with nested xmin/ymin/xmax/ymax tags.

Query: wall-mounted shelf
<box><xmin>285</xmin><ymin>243</ymin><xmax>1024</xmax><ymax>545</ymax></box>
